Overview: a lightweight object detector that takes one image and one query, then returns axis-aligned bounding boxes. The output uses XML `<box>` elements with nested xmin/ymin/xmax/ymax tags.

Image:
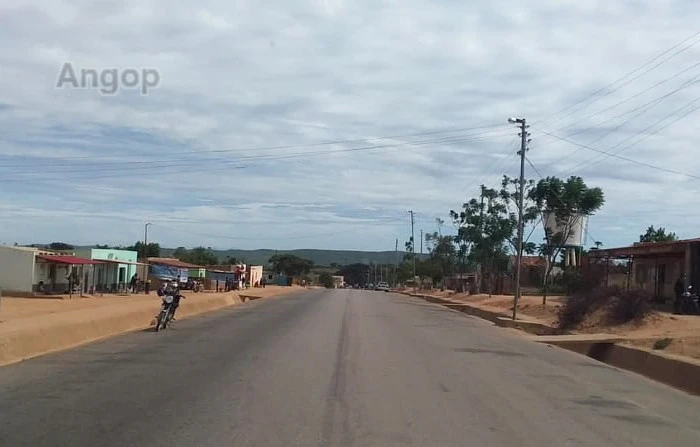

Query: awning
<box><xmin>37</xmin><ymin>255</ymin><xmax>104</xmax><ymax>265</ymax></box>
<box><xmin>97</xmin><ymin>259</ymin><xmax>149</xmax><ymax>266</ymax></box>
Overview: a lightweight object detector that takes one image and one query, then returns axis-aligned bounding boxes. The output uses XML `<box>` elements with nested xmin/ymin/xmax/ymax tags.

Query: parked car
<box><xmin>376</xmin><ymin>282</ymin><xmax>390</xmax><ymax>292</ymax></box>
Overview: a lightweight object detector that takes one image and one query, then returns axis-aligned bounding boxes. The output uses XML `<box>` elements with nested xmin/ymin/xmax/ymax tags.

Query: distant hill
<box><xmin>58</xmin><ymin>244</ymin><xmax>420</xmax><ymax>267</ymax></box>
<box><xmin>160</xmin><ymin>248</ymin><xmax>409</xmax><ymax>266</ymax></box>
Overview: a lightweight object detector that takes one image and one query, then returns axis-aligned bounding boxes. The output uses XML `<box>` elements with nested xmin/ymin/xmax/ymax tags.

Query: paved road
<box><xmin>1</xmin><ymin>290</ymin><xmax>699</xmax><ymax>446</ymax></box>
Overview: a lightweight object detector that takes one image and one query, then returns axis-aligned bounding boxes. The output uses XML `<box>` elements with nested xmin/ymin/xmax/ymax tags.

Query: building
<box><xmin>0</xmin><ymin>246</ymin><xmax>102</xmax><ymax>295</ymax></box>
<box><xmin>145</xmin><ymin>257</ymin><xmax>203</xmax><ymax>284</ymax></box>
<box><xmin>247</xmin><ymin>265</ymin><xmax>263</xmax><ymax>287</ymax></box>
<box><xmin>74</xmin><ymin>248</ymin><xmax>142</xmax><ymax>293</ymax></box>
<box><xmin>587</xmin><ymin>238</ymin><xmax>700</xmax><ymax>301</ymax></box>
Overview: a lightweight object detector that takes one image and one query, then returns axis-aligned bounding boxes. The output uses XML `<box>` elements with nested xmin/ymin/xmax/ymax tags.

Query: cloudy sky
<box><xmin>0</xmin><ymin>0</ymin><xmax>699</xmax><ymax>251</ymax></box>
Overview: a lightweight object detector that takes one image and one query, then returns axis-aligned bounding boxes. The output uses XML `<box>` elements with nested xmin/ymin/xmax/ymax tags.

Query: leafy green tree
<box><xmin>499</xmin><ymin>175</ymin><xmax>539</xmax><ymax>255</ymax></box>
<box><xmin>318</xmin><ymin>272</ymin><xmax>335</xmax><ymax>288</ymax></box>
<box><xmin>171</xmin><ymin>246</ymin><xmax>219</xmax><ymax>265</ymax></box>
<box><xmin>337</xmin><ymin>263</ymin><xmax>370</xmax><ymax>286</ymax></box>
<box><xmin>639</xmin><ymin>225</ymin><xmax>678</xmax><ymax>243</ymax></box>
<box><xmin>424</xmin><ymin>231</ymin><xmax>457</xmax><ymax>288</ymax></box>
<box><xmin>48</xmin><ymin>242</ymin><xmax>74</xmax><ymax>250</ymax></box>
<box><xmin>451</xmin><ymin>185</ymin><xmax>518</xmax><ymax>293</ymax></box>
<box><xmin>127</xmin><ymin>241</ymin><xmax>161</xmax><ymax>257</ymax></box>
<box><xmin>529</xmin><ymin>175</ymin><xmax>605</xmax><ymax>305</ymax></box>
<box><xmin>269</xmin><ymin>254</ymin><xmax>313</xmax><ymax>278</ymax></box>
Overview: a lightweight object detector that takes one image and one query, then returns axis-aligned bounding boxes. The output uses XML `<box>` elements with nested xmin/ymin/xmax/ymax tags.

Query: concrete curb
<box><xmin>400</xmin><ymin>291</ymin><xmax>700</xmax><ymax>395</ymax></box>
<box><xmin>0</xmin><ymin>293</ymin><xmax>240</xmax><ymax>367</ymax></box>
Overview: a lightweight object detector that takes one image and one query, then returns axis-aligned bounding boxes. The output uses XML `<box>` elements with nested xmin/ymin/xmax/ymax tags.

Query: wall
<box><xmin>0</xmin><ymin>246</ymin><xmax>36</xmax><ymax>292</ymax></box>
<box><xmin>632</xmin><ymin>257</ymin><xmax>682</xmax><ymax>300</ymax></box>
<box><xmin>90</xmin><ymin>249</ymin><xmax>138</xmax><ymax>281</ymax></box>
<box><xmin>247</xmin><ymin>265</ymin><xmax>263</xmax><ymax>286</ymax></box>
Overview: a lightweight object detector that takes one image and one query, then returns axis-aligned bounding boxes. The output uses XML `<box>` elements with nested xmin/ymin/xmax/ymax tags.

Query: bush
<box><xmin>318</xmin><ymin>273</ymin><xmax>335</xmax><ymax>289</ymax></box>
<box><xmin>558</xmin><ymin>286</ymin><xmax>619</xmax><ymax>330</ymax></box>
<box><xmin>607</xmin><ymin>289</ymin><xmax>653</xmax><ymax>325</ymax></box>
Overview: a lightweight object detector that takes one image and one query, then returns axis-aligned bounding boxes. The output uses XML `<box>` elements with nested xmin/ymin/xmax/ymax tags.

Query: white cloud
<box><xmin>1</xmin><ymin>0</ymin><xmax>700</xmax><ymax>250</ymax></box>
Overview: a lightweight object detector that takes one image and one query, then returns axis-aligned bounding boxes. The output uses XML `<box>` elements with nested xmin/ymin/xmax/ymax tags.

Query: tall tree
<box><xmin>528</xmin><ymin>175</ymin><xmax>605</xmax><ymax>305</ymax></box>
<box><xmin>424</xmin><ymin>231</ymin><xmax>457</xmax><ymax>288</ymax></box>
<box><xmin>268</xmin><ymin>254</ymin><xmax>313</xmax><ymax>278</ymax></box>
<box><xmin>639</xmin><ymin>225</ymin><xmax>678</xmax><ymax>243</ymax></box>
<box><xmin>174</xmin><ymin>246</ymin><xmax>220</xmax><ymax>266</ymax></box>
<box><xmin>451</xmin><ymin>185</ymin><xmax>516</xmax><ymax>294</ymax></box>
<box><xmin>499</xmin><ymin>175</ymin><xmax>539</xmax><ymax>256</ymax></box>
<box><xmin>127</xmin><ymin>241</ymin><xmax>161</xmax><ymax>257</ymax></box>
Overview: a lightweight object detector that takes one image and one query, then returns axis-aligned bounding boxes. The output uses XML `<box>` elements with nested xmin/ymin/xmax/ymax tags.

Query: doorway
<box><xmin>656</xmin><ymin>264</ymin><xmax>666</xmax><ymax>299</ymax></box>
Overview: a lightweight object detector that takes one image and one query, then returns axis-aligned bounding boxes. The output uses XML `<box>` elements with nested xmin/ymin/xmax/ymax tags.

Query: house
<box><xmin>74</xmin><ymin>248</ymin><xmax>143</xmax><ymax>293</ymax></box>
<box><xmin>587</xmin><ymin>238</ymin><xmax>700</xmax><ymax>301</ymax></box>
<box><xmin>247</xmin><ymin>265</ymin><xmax>263</xmax><ymax>287</ymax></box>
<box><xmin>0</xmin><ymin>246</ymin><xmax>102</xmax><ymax>295</ymax></box>
<box><xmin>145</xmin><ymin>257</ymin><xmax>203</xmax><ymax>284</ymax></box>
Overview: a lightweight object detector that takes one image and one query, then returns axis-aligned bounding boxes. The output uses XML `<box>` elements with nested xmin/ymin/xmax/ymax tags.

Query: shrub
<box><xmin>558</xmin><ymin>286</ymin><xmax>619</xmax><ymax>330</ymax></box>
<box><xmin>607</xmin><ymin>289</ymin><xmax>653</xmax><ymax>325</ymax></box>
<box><xmin>653</xmin><ymin>338</ymin><xmax>673</xmax><ymax>350</ymax></box>
<box><xmin>318</xmin><ymin>272</ymin><xmax>335</xmax><ymax>289</ymax></box>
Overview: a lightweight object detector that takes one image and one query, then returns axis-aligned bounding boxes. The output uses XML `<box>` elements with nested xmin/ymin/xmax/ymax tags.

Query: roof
<box><xmin>37</xmin><ymin>254</ymin><xmax>104</xmax><ymax>265</ymax></box>
<box><xmin>97</xmin><ymin>259</ymin><xmax>149</xmax><ymax>266</ymax></box>
<box><xmin>146</xmin><ymin>257</ymin><xmax>203</xmax><ymax>268</ymax></box>
<box><xmin>588</xmin><ymin>237</ymin><xmax>700</xmax><ymax>258</ymax></box>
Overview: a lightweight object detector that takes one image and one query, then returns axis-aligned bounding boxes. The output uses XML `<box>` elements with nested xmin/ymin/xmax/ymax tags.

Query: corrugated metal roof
<box><xmin>37</xmin><ymin>254</ymin><xmax>104</xmax><ymax>265</ymax></box>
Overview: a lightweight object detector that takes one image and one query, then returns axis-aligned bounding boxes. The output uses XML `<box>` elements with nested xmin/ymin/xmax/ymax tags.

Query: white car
<box><xmin>376</xmin><ymin>282</ymin><xmax>390</xmax><ymax>292</ymax></box>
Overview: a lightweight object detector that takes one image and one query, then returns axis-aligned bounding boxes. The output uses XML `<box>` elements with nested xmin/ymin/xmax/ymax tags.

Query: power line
<box><xmin>570</xmin><ymin>95</ymin><xmax>700</xmax><ymax>172</ymax></box>
<box><xmin>0</xmin><ymin>130</ymin><xmax>515</xmax><ymax>182</ymax></box>
<box><xmin>533</xmin><ymin>69</ymin><xmax>700</xmax><ymax>165</ymax></box>
<box><xmin>0</xmin><ymin>123</ymin><xmax>508</xmax><ymax>168</ymax></box>
<box><xmin>533</xmin><ymin>30</ymin><xmax>700</xmax><ymax>128</ymax></box>
<box><xmin>537</xmin><ymin>130</ymin><xmax>700</xmax><ymax>181</ymax></box>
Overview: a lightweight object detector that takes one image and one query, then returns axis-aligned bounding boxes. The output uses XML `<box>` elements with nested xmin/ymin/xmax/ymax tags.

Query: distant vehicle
<box><xmin>376</xmin><ymin>282</ymin><xmax>390</xmax><ymax>292</ymax></box>
<box><xmin>367</xmin><ymin>283</ymin><xmax>374</xmax><ymax>290</ymax></box>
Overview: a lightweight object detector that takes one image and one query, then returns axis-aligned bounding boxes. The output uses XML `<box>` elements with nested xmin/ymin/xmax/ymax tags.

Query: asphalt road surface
<box><xmin>1</xmin><ymin>289</ymin><xmax>699</xmax><ymax>446</ymax></box>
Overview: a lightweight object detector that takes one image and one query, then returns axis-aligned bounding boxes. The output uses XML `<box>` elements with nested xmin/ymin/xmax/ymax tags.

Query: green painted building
<box><xmin>75</xmin><ymin>248</ymin><xmax>139</xmax><ymax>292</ymax></box>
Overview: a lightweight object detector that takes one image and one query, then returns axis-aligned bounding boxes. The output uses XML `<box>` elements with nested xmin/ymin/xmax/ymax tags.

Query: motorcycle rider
<box><xmin>157</xmin><ymin>279</ymin><xmax>184</xmax><ymax>321</ymax></box>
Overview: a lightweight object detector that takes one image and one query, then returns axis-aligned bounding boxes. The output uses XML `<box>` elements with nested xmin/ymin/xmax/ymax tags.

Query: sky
<box><xmin>1</xmin><ymin>0</ymin><xmax>699</xmax><ymax>251</ymax></box>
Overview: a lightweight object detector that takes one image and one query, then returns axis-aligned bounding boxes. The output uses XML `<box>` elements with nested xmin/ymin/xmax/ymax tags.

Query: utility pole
<box><xmin>408</xmin><ymin>210</ymin><xmax>416</xmax><ymax>291</ymax></box>
<box><xmin>144</xmin><ymin>222</ymin><xmax>152</xmax><ymax>261</ymax></box>
<box><xmin>394</xmin><ymin>238</ymin><xmax>398</xmax><ymax>287</ymax></box>
<box><xmin>420</xmin><ymin>229</ymin><xmax>423</xmax><ymax>255</ymax></box>
<box><xmin>509</xmin><ymin>117</ymin><xmax>529</xmax><ymax>321</ymax></box>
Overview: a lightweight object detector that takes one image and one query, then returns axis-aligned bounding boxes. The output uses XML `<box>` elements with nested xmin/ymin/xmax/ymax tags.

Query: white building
<box><xmin>0</xmin><ymin>246</ymin><xmax>101</xmax><ymax>295</ymax></box>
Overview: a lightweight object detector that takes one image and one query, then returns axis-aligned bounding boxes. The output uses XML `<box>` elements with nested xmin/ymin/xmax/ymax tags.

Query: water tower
<box><xmin>542</xmin><ymin>211</ymin><xmax>589</xmax><ymax>268</ymax></box>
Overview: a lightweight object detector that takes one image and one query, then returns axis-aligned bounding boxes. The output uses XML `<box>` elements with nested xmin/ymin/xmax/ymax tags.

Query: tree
<box><xmin>318</xmin><ymin>272</ymin><xmax>335</xmax><ymax>288</ymax></box>
<box><xmin>48</xmin><ymin>242</ymin><xmax>74</xmax><ymax>250</ymax></box>
<box><xmin>269</xmin><ymin>254</ymin><xmax>313</xmax><ymax>278</ymax></box>
<box><xmin>529</xmin><ymin>175</ymin><xmax>605</xmax><ymax>305</ymax></box>
<box><xmin>639</xmin><ymin>225</ymin><xmax>678</xmax><ymax>243</ymax></box>
<box><xmin>451</xmin><ymin>185</ymin><xmax>516</xmax><ymax>294</ymax></box>
<box><xmin>499</xmin><ymin>175</ymin><xmax>539</xmax><ymax>256</ymax></box>
<box><xmin>424</xmin><ymin>231</ymin><xmax>457</xmax><ymax>288</ymax></box>
<box><xmin>337</xmin><ymin>263</ymin><xmax>370</xmax><ymax>286</ymax></box>
<box><xmin>127</xmin><ymin>241</ymin><xmax>161</xmax><ymax>257</ymax></box>
<box><xmin>172</xmin><ymin>246</ymin><xmax>220</xmax><ymax>266</ymax></box>
<box><xmin>95</xmin><ymin>244</ymin><xmax>111</xmax><ymax>249</ymax></box>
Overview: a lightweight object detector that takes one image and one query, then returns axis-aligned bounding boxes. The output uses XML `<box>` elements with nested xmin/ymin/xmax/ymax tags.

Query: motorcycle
<box><xmin>676</xmin><ymin>285</ymin><xmax>700</xmax><ymax>315</ymax></box>
<box><xmin>155</xmin><ymin>292</ymin><xmax>186</xmax><ymax>331</ymax></box>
